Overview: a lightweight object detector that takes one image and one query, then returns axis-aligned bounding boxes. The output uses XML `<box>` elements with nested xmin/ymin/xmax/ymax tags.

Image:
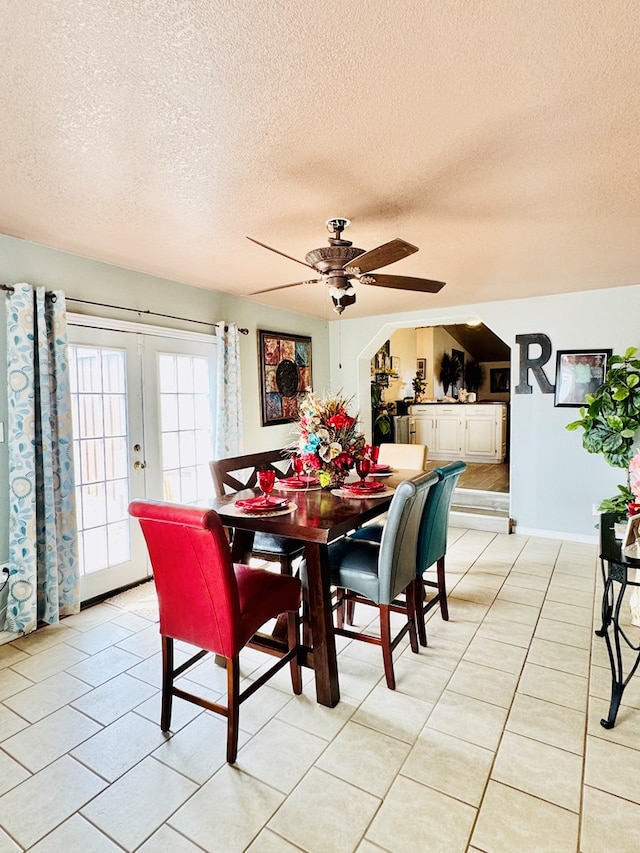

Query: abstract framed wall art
<box><xmin>258</xmin><ymin>330</ymin><xmax>313</xmax><ymax>426</ymax></box>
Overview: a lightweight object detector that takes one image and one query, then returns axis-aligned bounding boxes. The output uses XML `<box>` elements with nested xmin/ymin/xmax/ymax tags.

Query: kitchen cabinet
<box><xmin>409</xmin><ymin>403</ymin><xmax>507</xmax><ymax>462</ymax></box>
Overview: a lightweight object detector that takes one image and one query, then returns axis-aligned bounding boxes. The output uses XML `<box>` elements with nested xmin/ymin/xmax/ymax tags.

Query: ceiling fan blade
<box><xmin>246</xmin><ymin>236</ymin><xmax>316</xmax><ymax>270</ymax></box>
<box><xmin>362</xmin><ymin>274</ymin><xmax>445</xmax><ymax>293</ymax></box>
<box><xmin>344</xmin><ymin>238</ymin><xmax>418</xmax><ymax>274</ymax></box>
<box><xmin>248</xmin><ymin>279</ymin><xmax>322</xmax><ymax>295</ymax></box>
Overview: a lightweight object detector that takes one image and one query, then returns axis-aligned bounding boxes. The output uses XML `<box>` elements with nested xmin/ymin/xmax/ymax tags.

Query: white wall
<box><xmin>0</xmin><ymin>235</ymin><xmax>331</xmax><ymax>562</ymax></box>
<box><xmin>329</xmin><ymin>284</ymin><xmax>640</xmax><ymax>541</ymax></box>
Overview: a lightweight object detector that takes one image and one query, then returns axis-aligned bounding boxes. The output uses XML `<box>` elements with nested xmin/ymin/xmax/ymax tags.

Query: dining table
<box><xmin>209</xmin><ymin>468</ymin><xmax>415</xmax><ymax>707</ymax></box>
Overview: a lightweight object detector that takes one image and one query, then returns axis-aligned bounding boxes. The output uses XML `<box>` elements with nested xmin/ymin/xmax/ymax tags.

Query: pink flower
<box><xmin>630</xmin><ymin>449</ymin><xmax>640</xmax><ymax>499</ymax></box>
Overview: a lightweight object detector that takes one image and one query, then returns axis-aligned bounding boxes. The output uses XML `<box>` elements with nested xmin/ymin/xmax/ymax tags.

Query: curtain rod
<box><xmin>1</xmin><ymin>286</ymin><xmax>249</xmax><ymax>334</ymax></box>
<box><xmin>1</xmin><ymin>282</ymin><xmax>58</xmax><ymax>301</ymax></box>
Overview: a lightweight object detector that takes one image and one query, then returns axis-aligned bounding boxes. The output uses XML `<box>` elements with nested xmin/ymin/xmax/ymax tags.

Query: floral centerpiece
<box><xmin>293</xmin><ymin>390</ymin><xmax>366</xmax><ymax>488</ymax></box>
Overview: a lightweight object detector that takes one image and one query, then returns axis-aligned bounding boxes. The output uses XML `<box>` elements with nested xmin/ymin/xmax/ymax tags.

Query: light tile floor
<box><xmin>1</xmin><ymin>528</ymin><xmax>640</xmax><ymax>852</ymax></box>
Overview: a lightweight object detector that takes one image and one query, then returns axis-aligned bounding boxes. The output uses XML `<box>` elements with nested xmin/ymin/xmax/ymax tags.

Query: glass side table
<box><xmin>597</xmin><ymin>512</ymin><xmax>640</xmax><ymax>728</ymax></box>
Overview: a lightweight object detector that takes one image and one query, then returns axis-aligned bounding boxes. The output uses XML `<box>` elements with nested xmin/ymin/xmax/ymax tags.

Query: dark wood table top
<box><xmin>209</xmin><ymin>469</ymin><xmax>417</xmax><ymax>543</ymax></box>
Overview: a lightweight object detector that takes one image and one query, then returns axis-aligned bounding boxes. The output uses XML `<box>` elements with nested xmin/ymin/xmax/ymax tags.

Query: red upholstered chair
<box><xmin>129</xmin><ymin>499</ymin><xmax>302</xmax><ymax>764</ymax></box>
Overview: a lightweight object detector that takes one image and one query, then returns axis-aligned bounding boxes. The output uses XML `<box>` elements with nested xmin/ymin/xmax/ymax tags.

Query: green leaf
<box><xmin>624</xmin><ymin>346</ymin><xmax>638</xmax><ymax>359</ymax></box>
<box><xmin>613</xmin><ymin>388</ymin><xmax>630</xmax><ymax>401</ymax></box>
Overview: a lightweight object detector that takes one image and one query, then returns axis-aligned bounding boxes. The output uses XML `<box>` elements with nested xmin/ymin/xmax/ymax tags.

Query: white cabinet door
<box><xmin>413</xmin><ymin>416</ymin><xmax>435</xmax><ymax>450</ymax></box>
<box><xmin>434</xmin><ymin>413</ymin><xmax>461</xmax><ymax>455</ymax></box>
<box><xmin>464</xmin><ymin>411</ymin><xmax>497</xmax><ymax>457</ymax></box>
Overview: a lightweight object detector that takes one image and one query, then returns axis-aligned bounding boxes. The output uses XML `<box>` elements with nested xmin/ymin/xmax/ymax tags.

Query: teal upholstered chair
<box><xmin>326</xmin><ymin>470</ymin><xmax>439</xmax><ymax>689</ymax></box>
<box><xmin>351</xmin><ymin>461</ymin><xmax>466</xmax><ymax>644</ymax></box>
<box><xmin>414</xmin><ymin>461</ymin><xmax>466</xmax><ymax>644</ymax></box>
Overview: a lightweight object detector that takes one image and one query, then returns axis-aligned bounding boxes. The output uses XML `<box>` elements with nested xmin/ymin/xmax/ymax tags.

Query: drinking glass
<box><xmin>369</xmin><ymin>445</ymin><xmax>380</xmax><ymax>464</ymax></box>
<box><xmin>292</xmin><ymin>455</ymin><xmax>304</xmax><ymax>481</ymax></box>
<box><xmin>355</xmin><ymin>457</ymin><xmax>371</xmax><ymax>488</ymax></box>
<box><xmin>257</xmin><ymin>469</ymin><xmax>276</xmax><ymax>500</ymax></box>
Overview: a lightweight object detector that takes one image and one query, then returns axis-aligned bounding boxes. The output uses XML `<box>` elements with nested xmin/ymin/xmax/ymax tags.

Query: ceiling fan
<box><xmin>246</xmin><ymin>218</ymin><xmax>445</xmax><ymax>314</ymax></box>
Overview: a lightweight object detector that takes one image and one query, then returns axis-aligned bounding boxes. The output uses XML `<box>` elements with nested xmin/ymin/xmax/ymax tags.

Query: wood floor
<box><xmin>425</xmin><ymin>459</ymin><xmax>509</xmax><ymax>493</ymax></box>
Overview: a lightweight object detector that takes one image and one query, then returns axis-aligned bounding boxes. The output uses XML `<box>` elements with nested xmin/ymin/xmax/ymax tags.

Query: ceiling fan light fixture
<box><xmin>326</xmin><ymin>217</ymin><xmax>350</xmax><ymax>234</ymax></box>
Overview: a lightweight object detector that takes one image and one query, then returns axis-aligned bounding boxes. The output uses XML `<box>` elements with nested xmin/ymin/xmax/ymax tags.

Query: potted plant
<box><xmin>566</xmin><ymin>347</ymin><xmax>640</xmax><ymax>520</ymax></box>
<box><xmin>371</xmin><ymin>381</ymin><xmax>392</xmax><ymax>442</ymax></box>
<box><xmin>438</xmin><ymin>353</ymin><xmax>462</xmax><ymax>397</ymax></box>
<box><xmin>464</xmin><ymin>360</ymin><xmax>485</xmax><ymax>395</ymax></box>
<box><xmin>412</xmin><ymin>370</ymin><xmax>427</xmax><ymax>402</ymax></box>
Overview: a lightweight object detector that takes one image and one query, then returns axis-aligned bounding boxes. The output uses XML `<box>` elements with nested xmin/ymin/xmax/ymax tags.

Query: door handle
<box><xmin>134</xmin><ymin>460</ymin><xmax>147</xmax><ymax>470</ymax></box>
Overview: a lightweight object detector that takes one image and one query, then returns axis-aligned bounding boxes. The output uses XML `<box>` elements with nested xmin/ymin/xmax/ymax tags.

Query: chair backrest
<box><xmin>378</xmin><ymin>442</ymin><xmax>427</xmax><ymax>470</ymax></box>
<box><xmin>210</xmin><ymin>448</ymin><xmax>292</xmax><ymax>497</ymax></box>
<box><xmin>377</xmin><ymin>470</ymin><xmax>440</xmax><ymax>603</ymax></box>
<box><xmin>416</xmin><ymin>461</ymin><xmax>466</xmax><ymax>571</ymax></box>
<box><xmin>129</xmin><ymin>499</ymin><xmax>242</xmax><ymax>657</ymax></box>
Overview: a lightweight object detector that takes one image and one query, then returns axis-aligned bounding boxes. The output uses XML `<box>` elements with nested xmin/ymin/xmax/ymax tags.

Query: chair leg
<box><xmin>416</xmin><ymin>578</ymin><xmax>428</xmax><ymax>647</ymax></box>
<box><xmin>160</xmin><ymin>636</ymin><xmax>174</xmax><ymax>731</ymax></box>
<box><xmin>345</xmin><ymin>598</ymin><xmax>356</xmax><ymax>626</ymax></box>
<box><xmin>336</xmin><ymin>588</ymin><xmax>346</xmax><ymax>629</ymax></box>
<box><xmin>226</xmin><ymin>656</ymin><xmax>240</xmax><ymax>764</ymax></box>
<box><xmin>379</xmin><ymin>605</ymin><xmax>396</xmax><ymax>690</ymax></box>
<box><xmin>272</xmin><ymin>556</ymin><xmax>294</xmax><ymax>639</ymax></box>
<box><xmin>436</xmin><ymin>556</ymin><xmax>449</xmax><ymax>621</ymax></box>
<box><xmin>288</xmin><ymin>609</ymin><xmax>302</xmax><ymax>694</ymax></box>
<box><xmin>405</xmin><ymin>582</ymin><xmax>419</xmax><ymax>654</ymax></box>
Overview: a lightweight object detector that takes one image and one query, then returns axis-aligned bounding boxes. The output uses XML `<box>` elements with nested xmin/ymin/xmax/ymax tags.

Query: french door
<box><xmin>68</xmin><ymin>318</ymin><xmax>217</xmax><ymax>601</ymax></box>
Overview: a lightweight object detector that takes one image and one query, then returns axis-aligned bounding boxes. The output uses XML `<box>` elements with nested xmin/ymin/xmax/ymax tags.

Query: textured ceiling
<box><xmin>1</xmin><ymin>1</ymin><xmax>639</xmax><ymax>320</ymax></box>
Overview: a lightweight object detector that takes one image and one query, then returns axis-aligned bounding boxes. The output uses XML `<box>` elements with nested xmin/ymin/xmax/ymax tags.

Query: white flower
<box><xmin>319</xmin><ymin>442</ymin><xmax>342</xmax><ymax>462</ymax></box>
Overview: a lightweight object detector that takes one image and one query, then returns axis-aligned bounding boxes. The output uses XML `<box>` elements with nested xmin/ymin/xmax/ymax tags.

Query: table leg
<box><xmin>595</xmin><ymin>558</ymin><xmax>612</xmax><ymax>637</ymax></box>
<box><xmin>303</xmin><ymin>542</ymin><xmax>340</xmax><ymax>707</ymax></box>
<box><xmin>230</xmin><ymin>529</ymin><xmax>255</xmax><ymax>563</ymax></box>
<box><xmin>600</xmin><ymin>575</ymin><xmax>640</xmax><ymax>728</ymax></box>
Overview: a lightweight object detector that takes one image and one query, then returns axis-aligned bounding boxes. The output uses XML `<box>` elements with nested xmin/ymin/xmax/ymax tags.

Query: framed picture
<box><xmin>554</xmin><ymin>349</ymin><xmax>612</xmax><ymax>408</ymax></box>
<box><xmin>258</xmin><ymin>330</ymin><xmax>312</xmax><ymax>426</ymax></box>
<box><xmin>374</xmin><ymin>340</ymin><xmax>391</xmax><ymax>371</ymax></box>
<box><xmin>490</xmin><ymin>367</ymin><xmax>510</xmax><ymax>393</ymax></box>
<box><xmin>623</xmin><ymin>513</ymin><xmax>640</xmax><ymax>554</ymax></box>
<box><xmin>416</xmin><ymin>358</ymin><xmax>426</xmax><ymax>374</ymax></box>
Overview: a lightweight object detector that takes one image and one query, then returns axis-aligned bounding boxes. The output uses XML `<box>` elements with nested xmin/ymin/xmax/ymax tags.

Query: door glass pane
<box><xmin>70</xmin><ymin>345</ymin><xmax>131</xmax><ymax>576</ymax></box>
<box><xmin>158</xmin><ymin>352</ymin><xmax>214</xmax><ymax>504</ymax></box>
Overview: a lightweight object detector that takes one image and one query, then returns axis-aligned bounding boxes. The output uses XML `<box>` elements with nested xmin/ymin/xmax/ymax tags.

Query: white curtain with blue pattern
<box><xmin>4</xmin><ymin>283</ymin><xmax>79</xmax><ymax>635</ymax></box>
<box><xmin>214</xmin><ymin>321</ymin><xmax>243</xmax><ymax>458</ymax></box>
